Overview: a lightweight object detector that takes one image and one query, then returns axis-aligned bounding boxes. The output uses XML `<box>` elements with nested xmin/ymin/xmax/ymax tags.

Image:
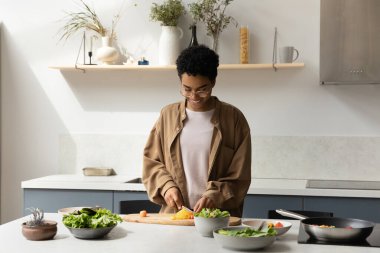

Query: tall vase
<box><xmin>96</xmin><ymin>36</ymin><xmax>119</xmax><ymax>65</ymax></box>
<box><xmin>158</xmin><ymin>26</ymin><xmax>183</xmax><ymax>65</ymax></box>
<box><xmin>211</xmin><ymin>30</ymin><xmax>220</xmax><ymax>53</ymax></box>
<box><xmin>188</xmin><ymin>25</ymin><xmax>199</xmax><ymax>47</ymax></box>
<box><xmin>211</xmin><ymin>22</ymin><xmax>222</xmax><ymax>53</ymax></box>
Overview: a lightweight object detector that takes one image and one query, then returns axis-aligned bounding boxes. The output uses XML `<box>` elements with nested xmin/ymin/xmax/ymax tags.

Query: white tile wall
<box><xmin>59</xmin><ymin>135</ymin><xmax>380</xmax><ymax>181</ymax></box>
<box><xmin>253</xmin><ymin>136</ymin><xmax>380</xmax><ymax>180</ymax></box>
<box><xmin>59</xmin><ymin>134</ymin><xmax>148</xmax><ymax>179</ymax></box>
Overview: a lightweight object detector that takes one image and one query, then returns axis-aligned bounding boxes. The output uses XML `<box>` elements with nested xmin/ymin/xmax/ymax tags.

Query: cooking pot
<box><xmin>276</xmin><ymin>209</ymin><xmax>374</xmax><ymax>242</ymax></box>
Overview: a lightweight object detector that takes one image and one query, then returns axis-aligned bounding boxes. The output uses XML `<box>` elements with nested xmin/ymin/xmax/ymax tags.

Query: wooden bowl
<box><xmin>21</xmin><ymin>220</ymin><xmax>57</xmax><ymax>241</ymax></box>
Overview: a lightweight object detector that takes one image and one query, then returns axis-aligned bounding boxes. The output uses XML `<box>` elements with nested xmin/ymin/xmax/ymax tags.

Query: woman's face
<box><xmin>180</xmin><ymin>73</ymin><xmax>215</xmax><ymax>112</ymax></box>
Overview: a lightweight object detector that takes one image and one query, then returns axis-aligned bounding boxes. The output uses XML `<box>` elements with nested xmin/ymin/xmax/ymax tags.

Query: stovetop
<box><xmin>298</xmin><ymin>224</ymin><xmax>380</xmax><ymax>247</ymax></box>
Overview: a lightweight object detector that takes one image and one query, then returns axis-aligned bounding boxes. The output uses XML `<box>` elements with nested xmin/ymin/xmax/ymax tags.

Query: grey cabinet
<box><xmin>243</xmin><ymin>195</ymin><xmax>380</xmax><ymax>222</ymax></box>
<box><xmin>113</xmin><ymin>191</ymin><xmax>150</xmax><ymax>213</ymax></box>
<box><xmin>23</xmin><ymin>189</ymin><xmax>150</xmax><ymax>215</ymax></box>
<box><xmin>304</xmin><ymin>196</ymin><xmax>380</xmax><ymax>222</ymax></box>
<box><xmin>243</xmin><ymin>195</ymin><xmax>303</xmax><ymax>218</ymax></box>
<box><xmin>23</xmin><ymin>189</ymin><xmax>113</xmax><ymax>215</ymax></box>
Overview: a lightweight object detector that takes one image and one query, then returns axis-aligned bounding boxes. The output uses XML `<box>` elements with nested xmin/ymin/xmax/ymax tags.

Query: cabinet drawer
<box><xmin>243</xmin><ymin>195</ymin><xmax>303</xmax><ymax>218</ymax></box>
<box><xmin>23</xmin><ymin>189</ymin><xmax>113</xmax><ymax>215</ymax></box>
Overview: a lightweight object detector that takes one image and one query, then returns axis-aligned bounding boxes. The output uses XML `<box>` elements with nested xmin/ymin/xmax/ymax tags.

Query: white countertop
<box><xmin>21</xmin><ymin>175</ymin><xmax>380</xmax><ymax>198</ymax></box>
<box><xmin>0</xmin><ymin>213</ymin><xmax>378</xmax><ymax>253</ymax></box>
<box><xmin>22</xmin><ymin>175</ymin><xmax>146</xmax><ymax>191</ymax></box>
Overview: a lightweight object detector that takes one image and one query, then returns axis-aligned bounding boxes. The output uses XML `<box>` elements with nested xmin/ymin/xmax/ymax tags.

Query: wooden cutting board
<box><xmin>123</xmin><ymin>213</ymin><xmax>241</xmax><ymax>226</ymax></box>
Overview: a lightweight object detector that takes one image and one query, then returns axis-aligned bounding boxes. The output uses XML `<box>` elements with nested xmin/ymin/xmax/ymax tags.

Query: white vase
<box><xmin>96</xmin><ymin>36</ymin><xmax>119</xmax><ymax>65</ymax></box>
<box><xmin>158</xmin><ymin>26</ymin><xmax>183</xmax><ymax>65</ymax></box>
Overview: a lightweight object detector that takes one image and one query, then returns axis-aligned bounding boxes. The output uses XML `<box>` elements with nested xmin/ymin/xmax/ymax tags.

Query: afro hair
<box><xmin>176</xmin><ymin>45</ymin><xmax>219</xmax><ymax>81</ymax></box>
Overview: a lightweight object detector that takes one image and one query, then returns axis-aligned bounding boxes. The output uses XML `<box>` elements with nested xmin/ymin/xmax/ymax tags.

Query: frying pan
<box><xmin>276</xmin><ymin>209</ymin><xmax>374</xmax><ymax>242</ymax></box>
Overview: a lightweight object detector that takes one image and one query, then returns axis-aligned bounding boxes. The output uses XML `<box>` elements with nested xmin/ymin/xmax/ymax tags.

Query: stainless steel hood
<box><xmin>320</xmin><ymin>0</ymin><xmax>380</xmax><ymax>85</ymax></box>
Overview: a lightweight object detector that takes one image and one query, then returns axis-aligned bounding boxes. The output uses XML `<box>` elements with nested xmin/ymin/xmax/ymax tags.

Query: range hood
<box><xmin>320</xmin><ymin>0</ymin><xmax>380</xmax><ymax>85</ymax></box>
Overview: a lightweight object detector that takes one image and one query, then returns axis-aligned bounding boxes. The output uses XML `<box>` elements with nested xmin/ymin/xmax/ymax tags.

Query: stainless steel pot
<box><xmin>276</xmin><ymin>209</ymin><xmax>374</xmax><ymax>242</ymax></box>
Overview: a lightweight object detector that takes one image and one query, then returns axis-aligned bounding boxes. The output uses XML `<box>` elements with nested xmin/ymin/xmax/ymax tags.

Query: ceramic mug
<box><xmin>279</xmin><ymin>46</ymin><xmax>299</xmax><ymax>63</ymax></box>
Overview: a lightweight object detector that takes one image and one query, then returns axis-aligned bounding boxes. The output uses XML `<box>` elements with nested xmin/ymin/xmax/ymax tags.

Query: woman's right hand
<box><xmin>164</xmin><ymin>187</ymin><xmax>184</xmax><ymax>210</ymax></box>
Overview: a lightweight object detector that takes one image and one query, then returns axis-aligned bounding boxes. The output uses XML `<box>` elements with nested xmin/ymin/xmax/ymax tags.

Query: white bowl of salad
<box><xmin>242</xmin><ymin>219</ymin><xmax>292</xmax><ymax>236</ymax></box>
<box><xmin>213</xmin><ymin>226</ymin><xmax>276</xmax><ymax>250</ymax></box>
<box><xmin>194</xmin><ymin>208</ymin><xmax>230</xmax><ymax>237</ymax></box>
<box><xmin>62</xmin><ymin>207</ymin><xmax>122</xmax><ymax>239</ymax></box>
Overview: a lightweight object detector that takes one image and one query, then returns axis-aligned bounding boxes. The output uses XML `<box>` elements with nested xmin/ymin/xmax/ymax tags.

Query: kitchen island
<box><xmin>0</xmin><ymin>213</ymin><xmax>379</xmax><ymax>253</ymax></box>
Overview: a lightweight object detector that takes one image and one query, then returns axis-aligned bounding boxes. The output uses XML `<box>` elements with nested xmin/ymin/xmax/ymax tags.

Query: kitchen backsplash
<box><xmin>59</xmin><ymin>134</ymin><xmax>380</xmax><ymax>181</ymax></box>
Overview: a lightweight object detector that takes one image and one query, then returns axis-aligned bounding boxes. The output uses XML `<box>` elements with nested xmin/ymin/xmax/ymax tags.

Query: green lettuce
<box><xmin>218</xmin><ymin>227</ymin><xmax>277</xmax><ymax>237</ymax></box>
<box><xmin>62</xmin><ymin>208</ymin><xmax>122</xmax><ymax>228</ymax></box>
<box><xmin>194</xmin><ymin>208</ymin><xmax>230</xmax><ymax>218</ymax></box>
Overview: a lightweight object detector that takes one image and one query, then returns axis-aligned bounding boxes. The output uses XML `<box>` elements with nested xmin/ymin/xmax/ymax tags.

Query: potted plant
<box><xmin>150</xmin><ymin>0</ymin><xmax>186</xmax><ymax>26</ymax></box>
<box><xmin>21</xmin><ymin>207</ymin><xmax>57</xmax><ymax>241</ymax></box>
<box><xmin>150</xmin><ymin>0</ymin><xmax>186</xmax><ymax>65</ymax></box>
<box><xmin>59</xmin><ymin>0</ymin><xmax>123</xmax><ymax>64</ymax></box>
<box><xmin>189</xmin><ymin>0</ymin><xmax>237</xmax><ymax>52</ymax></box>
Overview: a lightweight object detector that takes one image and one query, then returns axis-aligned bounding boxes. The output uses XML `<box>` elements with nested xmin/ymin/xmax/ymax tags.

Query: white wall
<box><xmin>1</xmin><ymin>0</ymin><xmax>380</xmax><ymax>223</ymax></box>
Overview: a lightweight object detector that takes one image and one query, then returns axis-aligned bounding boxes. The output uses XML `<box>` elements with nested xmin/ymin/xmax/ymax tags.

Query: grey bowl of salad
<box><xmin>213</xmin><ymin>226</ymin><xmax>277</xmax><ymax>250</ymax></box>
<box><xmin>62</xmin><ymin>207</ymin><xmax>122</xmax><ymax>239</ymax></box>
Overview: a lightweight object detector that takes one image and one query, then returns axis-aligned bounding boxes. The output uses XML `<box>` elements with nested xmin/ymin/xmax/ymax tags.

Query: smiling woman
<box><xmin>142</xmin><ymin>45</ymin><xmax>252</xmax><ymax>217</ymax></box>
<box><xmin>179</xmin><ymin>74</ymin><xmax>215</xmax><ymax>111</ymax></box>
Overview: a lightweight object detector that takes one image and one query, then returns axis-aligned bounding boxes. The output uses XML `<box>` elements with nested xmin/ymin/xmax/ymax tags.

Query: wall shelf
<box><xmin>49</xmin><ymin>63</ymin><xmax>305</xmax><ymax>72</ymax></box>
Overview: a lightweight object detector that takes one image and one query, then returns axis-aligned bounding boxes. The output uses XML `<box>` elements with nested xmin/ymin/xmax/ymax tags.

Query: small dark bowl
<box><xmin>65</xmin><ymin>225</ymin><xmax>116</xmax><ymax>239</ymax></box>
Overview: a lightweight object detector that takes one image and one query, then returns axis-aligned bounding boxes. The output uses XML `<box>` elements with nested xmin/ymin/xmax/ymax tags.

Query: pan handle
<box><xmin>275</xmin><ymin>209</ymin><xmax>309</xmax><ymax>220</ymax></box>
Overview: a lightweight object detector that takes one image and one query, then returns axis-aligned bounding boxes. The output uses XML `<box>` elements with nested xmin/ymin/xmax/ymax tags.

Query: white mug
<box><xmin>279</xmin><ymin>46</ymin><xmax>299</xmax><ymax>63</ymax></box>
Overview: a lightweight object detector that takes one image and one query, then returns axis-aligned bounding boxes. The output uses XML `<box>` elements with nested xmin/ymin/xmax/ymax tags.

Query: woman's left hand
<box><xmin>193</xmin><ymin>196</ymin><xmax>215</xmax><ymax>213</ymax></box>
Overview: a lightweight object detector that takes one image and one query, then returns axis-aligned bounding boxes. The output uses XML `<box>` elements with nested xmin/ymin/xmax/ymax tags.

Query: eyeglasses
<box><xmin>180</xmin><ymin>85</ymin><xmax>212</xmax><ymax>98</ymax></box>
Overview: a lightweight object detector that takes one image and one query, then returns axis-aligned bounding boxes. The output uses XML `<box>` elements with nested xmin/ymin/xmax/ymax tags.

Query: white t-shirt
<box><xmin>180</xmin><ymin>108</ymin><xmax>215</xmax><ymax>207</ymax></box>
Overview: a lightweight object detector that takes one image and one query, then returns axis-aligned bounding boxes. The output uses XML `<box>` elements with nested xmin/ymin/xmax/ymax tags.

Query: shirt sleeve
<box><xmin>142</xmin><ymin>115</ymin><xmax>179</xmax><ymax>205</ymax></box>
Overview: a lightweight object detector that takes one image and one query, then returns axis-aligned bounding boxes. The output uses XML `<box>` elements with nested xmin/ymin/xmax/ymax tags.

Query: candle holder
<box><xmin>87</xmin><ymin>51</ymin><xmax>96</xmax><ymax>65</ymax></box>
<box><xmin>85</xmin><ymin>35</ymin><xmax>96</xmax><ymax>65</ymax></box>
<box><xmin>75</xmin><ymin>32</ymin><xmax>97</xmax><ymax>67</ymax></box>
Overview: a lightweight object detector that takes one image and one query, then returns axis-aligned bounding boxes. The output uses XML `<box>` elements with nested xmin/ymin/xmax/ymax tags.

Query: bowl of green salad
<box><xmin>62</xmin><ymin>207</ymin><xmax>122</xmax><ymax>239</ymax></box>
<box><xmin>194</xmin><ymin>208</ymin><xmax>230</xmax><ymax>237</ymax></box>
<box><xmin>213</xmin><ymin>226</ymin><xmax>277</xmax><ymax>250</ymax></box>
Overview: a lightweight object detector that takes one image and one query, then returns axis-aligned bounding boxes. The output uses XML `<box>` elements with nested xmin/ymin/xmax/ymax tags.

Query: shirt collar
<box><xmin>179</xmin><ymin>96</ymin><xmax>220</xmax><ymax>125</ymax></box>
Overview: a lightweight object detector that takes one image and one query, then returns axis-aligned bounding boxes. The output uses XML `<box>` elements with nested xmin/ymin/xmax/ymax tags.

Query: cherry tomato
<box><xmin>274</xmin><ymin>222</ymin><xmax>284</xmax><ymax>228</ymax></box>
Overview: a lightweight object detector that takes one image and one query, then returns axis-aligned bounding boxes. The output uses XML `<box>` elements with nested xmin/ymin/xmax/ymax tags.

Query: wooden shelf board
<box><xmin>49</xmin><ymin>63</ymin><xmax>304</xmax><ymax>71</ymax></box>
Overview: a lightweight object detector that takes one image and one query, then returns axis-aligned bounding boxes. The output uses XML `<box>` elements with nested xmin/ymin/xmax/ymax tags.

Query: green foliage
<box><xmin>25</xmin><ymin>207</ymin><xmax>45</xmax><ymax>227</ymax></box>
<box><xmin>150</xmin><ymin>0</ymin><xmax>186</xmax><ymax>26</ymax></box>
<box><xmin>218</xmin><ymin>227</ymin><xmax>277</xmax><ymax>237</ymax></box>
<box><xmin>62</xmin><ymin>208</ymin><xmax>122</xmax><ymax>228</ymax></box>
<box><xmin>194</xmin><ymin>208</ymin><xmax>230</xmax><ymax>218</ymax></box>
<box><xmin>189</xmin><ymin>0</ymin><xmax>237</xmax><ymax>37</ymax></box>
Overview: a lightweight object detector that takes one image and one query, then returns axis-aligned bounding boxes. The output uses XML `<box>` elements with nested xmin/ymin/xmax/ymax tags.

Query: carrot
<box><xmin>139</xmin><ymin>210</ymin><xmax>147</xmax><ymax>217</ymax></box>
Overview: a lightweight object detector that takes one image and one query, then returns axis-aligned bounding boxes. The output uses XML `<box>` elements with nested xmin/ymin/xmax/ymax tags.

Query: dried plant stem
<box><xmin>59</xmin><ymin>0</ymin><xmax>122</xmax><ymax>41</ymax></box>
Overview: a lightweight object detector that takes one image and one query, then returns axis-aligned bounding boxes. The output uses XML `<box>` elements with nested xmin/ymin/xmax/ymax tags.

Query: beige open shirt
<box><xmin>142</xmin><ymin>97</ymin><xmax>251</xmax><ymax>217</ymax></box>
